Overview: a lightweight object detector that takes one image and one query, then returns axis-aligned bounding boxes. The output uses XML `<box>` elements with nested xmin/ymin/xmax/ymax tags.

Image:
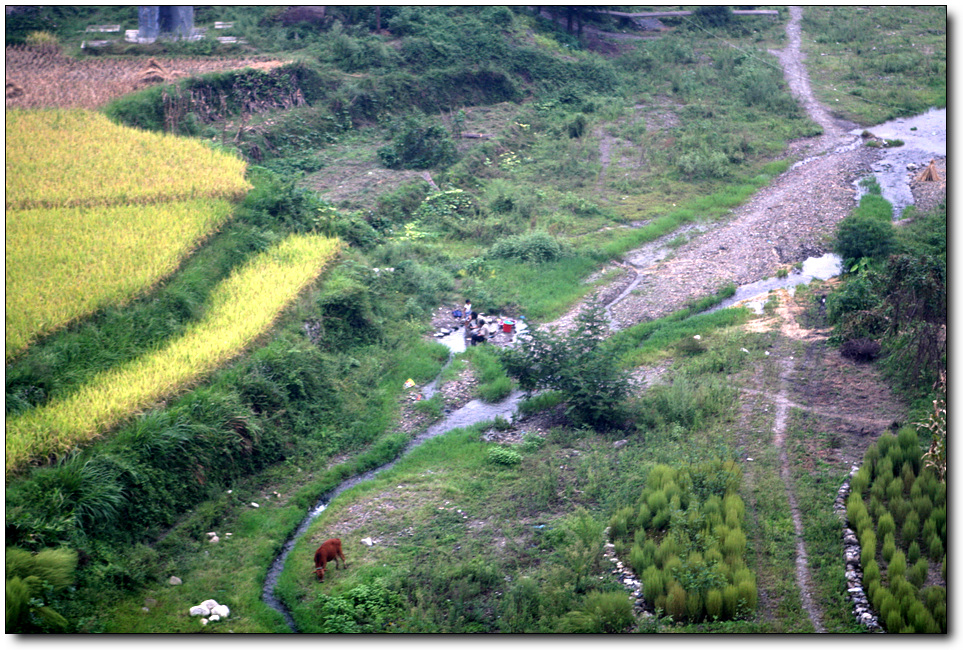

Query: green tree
<box><xmin>501</xmin><ymin>302</ymin><xmax>631</xmax><ymax>429</ymax></box>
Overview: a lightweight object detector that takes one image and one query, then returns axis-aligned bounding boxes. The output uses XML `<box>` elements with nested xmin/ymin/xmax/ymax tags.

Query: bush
<box><xmin>378</xmin><ymin>115</ymin><xmax>458</xmax><ymax>169</ymax></box>
<box><xmin>834</xmin><ymin>214</ymin><xmax>895</xmax><ymax>266</ymax></box>
<box><xmin>487</xmin><ymin>445</ymin><xmax>522</xmax><ymax>467</ymax></box>
<box><xmin>559</xmin><ymin>591</ymin><xmax>635</xmax><ymax>633</ymax></box>
<box><xmin>840</xmin><ymin>338</ymin><xmax>881</xmax><ymax>362</ymax></box>
<box><xmin>501</xmin><ymin>303</ymin><xmax>631</xmax><ymax>429</ymax></box>
<box><xmin>876</xmin><ymin>512</ymin><xmax>896</xmax><ymax>540</ymax></box>
<box><xmin>487</xmin><ymin>231</ymin><xmax>566</xmax><ymax>263</ymax></box>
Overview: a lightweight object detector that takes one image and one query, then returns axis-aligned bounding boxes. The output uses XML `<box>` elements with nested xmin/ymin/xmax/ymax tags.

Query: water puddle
<box><xmin>708</xmin><ymin>253</ymin><xmax>842</xmax><ymax>314</ymax></box>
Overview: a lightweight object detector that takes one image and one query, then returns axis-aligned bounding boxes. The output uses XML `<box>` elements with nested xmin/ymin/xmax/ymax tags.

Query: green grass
<box><xmin>801</xmin><ymin>5</ymin><xmax>945</xmax><ymax>124</ymax></box>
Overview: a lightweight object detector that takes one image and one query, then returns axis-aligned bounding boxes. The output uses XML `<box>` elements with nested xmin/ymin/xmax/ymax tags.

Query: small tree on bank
<box><xmin>501</xmin><ymin>302</ymin><xmax>631</xmax><ymax>429</ymax></box>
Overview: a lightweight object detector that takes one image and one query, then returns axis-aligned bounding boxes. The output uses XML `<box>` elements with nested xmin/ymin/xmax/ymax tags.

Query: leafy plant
<box><xmin>487</xmin><ymin>445</ymin><xmax>522</xmax><ymax>467</ymax></box>
<box><xmin>502</xmin><ymin>302</ymin><xmax>631</xmax><ymax>429</ymax></box>
<box><xmin>378</xmin><ymin>115</ymin><xmax>458</xmax><ymax>170</ymax></box>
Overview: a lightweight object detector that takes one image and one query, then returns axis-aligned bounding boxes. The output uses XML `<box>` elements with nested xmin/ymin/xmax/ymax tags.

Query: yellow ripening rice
<box><xmin>5</xmin><ymin>199</ymin><xmax>235</xmax><ymax>360</ymax></box>
<box><xmin>5</xmin><ymin>234</ymin><xmax>341</xmax><ymax>476</ymax></box>
<box><xmin>5</xmin><ymin>109</ymin><xmax>251</xmax><ymax>210</ymax></box>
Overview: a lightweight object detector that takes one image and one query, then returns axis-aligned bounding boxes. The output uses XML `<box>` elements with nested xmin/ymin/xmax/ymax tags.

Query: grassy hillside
<box><xmin>5</xmin><ymin>5</ymin><xmax>945</xmax><ymax>634</ymax></box>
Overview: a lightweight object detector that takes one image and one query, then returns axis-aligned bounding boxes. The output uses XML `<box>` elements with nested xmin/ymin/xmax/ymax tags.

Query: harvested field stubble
<box><xmin>4</xmin><ymin>45</ymin><xmax>288</xmax><ymax>110</ymax></box>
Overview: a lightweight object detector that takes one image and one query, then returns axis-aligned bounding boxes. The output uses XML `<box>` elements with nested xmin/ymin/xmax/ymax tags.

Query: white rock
<box><xmin>210</xmin><ymin>535</ymin><xmax>220</xmax><ymax>543</ymax></box>
<box><xmin>190</xmin><ymin>606</ymin><xmax>209</xmax><ymax>617</ymax></box>
<box><xmin>200</xmin><ymin>599</ymin><xmax>220</xmax><ymax>611</ymax></box>
<box><xmin>169</xmin><ymin>576</ymin><xmax>182</xmax><ymax>585</ymax></box>
<box><xmin>361</xmin><ymin>537</ymin><xmax>374</xmax><ymax>546</ymax></box>
<box><xmin>210</xmin><ymin>615</ymin><xmax>220</xmax><ymax>622</ymax></box>
<box><xmin>251</xmin><ymin>502</ymin><xmax>259</xmax><ymax>508</ymax></box>
<box><xmin>201</xmin><ymin>618</ymin><xmax>209</xmax><ymax>626</ymax></box>
<box><xmin>211</xmin><ymin>604</ymin><xmax>230</xmax><ymax>618</ymax></box>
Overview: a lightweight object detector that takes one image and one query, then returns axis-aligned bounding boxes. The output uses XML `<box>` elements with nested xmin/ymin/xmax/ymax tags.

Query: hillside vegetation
<box><xmin>4</xmin><ymin>5</ymin><xmax>945</xmax><ymax>634</ymax></box>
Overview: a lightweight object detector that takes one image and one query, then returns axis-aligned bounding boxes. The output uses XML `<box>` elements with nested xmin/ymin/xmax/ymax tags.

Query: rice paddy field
<box><xmin>5</xmin><ymin>233</ymin><xmax>341</xmax><ymax>475</ymax></box>
<box><xmin>5</xmin><ymin>108</ymin><xmax>253</xmax><ymax>359</ymax></box>
<box><xmin>4</xmin><ymin>46</ymin><xmax>288</xmax><ymax>110</ymax></box>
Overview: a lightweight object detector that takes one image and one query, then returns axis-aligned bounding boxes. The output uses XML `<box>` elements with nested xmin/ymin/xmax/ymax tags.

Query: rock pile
<box><xmin>189</xmin><ymin>599</ymin><xmax>231</xmax><ymax>625</ymax></box>
<box><xmin>602</xmin><ymin>532</ymin><xmax>648</xmax><ymax>617</ymax></box>
<box><xmin>834</xmin><ymin>466</ymin><xmax>883</xmax><ymax>632</ymax></box>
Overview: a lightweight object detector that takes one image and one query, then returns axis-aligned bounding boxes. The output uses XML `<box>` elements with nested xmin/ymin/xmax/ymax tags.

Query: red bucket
<box><xmin>502</xmin><ymin>319</ymin><xmax>515</xmax><ymax>333</ymax></box>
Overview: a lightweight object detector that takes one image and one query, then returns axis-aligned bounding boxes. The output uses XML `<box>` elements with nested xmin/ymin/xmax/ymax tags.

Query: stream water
<box><xmin>260</xmin><ymin>108</ymin><xmax>945</xmax><ymax>632</ymax></box>
<box><xmin>853</xmin><ymin>107</ymin><xmax>946</xmax><ymax>219</ymax></box>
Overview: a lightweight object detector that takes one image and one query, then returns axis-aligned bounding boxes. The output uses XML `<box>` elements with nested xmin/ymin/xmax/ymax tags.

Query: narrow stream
<box><xmin>261</xmin><ymin>326</ymin><xmax>525</xmax><ymax>632</ymax></box>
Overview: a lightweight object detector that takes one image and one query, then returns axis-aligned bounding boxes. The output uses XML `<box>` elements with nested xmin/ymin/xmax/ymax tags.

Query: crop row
<box><xmin>846</xmin><ymin>428</ymin><xmax>946</xmax><ymax>633</ymax></box>
<box><xmin>4</xmin><ymin>45</ymin><xmax>287</xmax><ymax>110</ymax></box>
<box><xmin>5</xmin><ymin>233</ymin><xmax>340</xmax><ymax>475</ymax></box>
<box><xmin>608</xmin><ymin>459</ymin><xmax>756</xmax><ymax>623</ymax></box>
<box><xmin>6</xmin><ymin>109</ymin><xmax>252</xmax><ymax>210</ymax></box>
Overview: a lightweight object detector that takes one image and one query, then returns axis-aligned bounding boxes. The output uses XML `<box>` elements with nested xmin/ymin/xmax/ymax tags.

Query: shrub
<box><xmin>559</xmin><ymin>591</ymin><xmax>635</xmax><ymax>633</ymax></box>
<box><xmin>722</xmin><ymin>584</ymin><xmax>740</xmax><ymax>619</ymax></box>
<box><xmin>876</xmin><ymin>512</ymin><xmax>896</xmax><ymax>540</ymax></box>
<box><xmin>501</xmin><ymin>303</ymin><xmax>631</xmax><ymax>429</ymax></box>
<box><xmin>901</xmin><ymin>510</ymin><xmax>920</xmax><ymax>545</ymax></box>
<box><xmin>888</xmin><ymin>550</ymin><xmax>906</xmax><ymax>579</ymax></box>
<box><xmin>378</xmin><ymin>115</ymin><xmax>458</xmax><ymax>170</ymax></box>
<box><xmin>609</xmin><ymin>506</ymin><xmax>636</xmax><ymax>543</ymax></box>
<box><xmin>881</xmin><ymin>533</ymin><xmax>897</xmax><ymax>563</ymax></box>
<box><xmin>642</xmin><ymin>565</ymin><xmax>665</xmax><ymax>603</ymax></box>
<box><xmin>862</xmin><ymin>559</ymin><xmax>881</xmax><ymax>587</ymax></box>
<box><xmin>926</xmin><ymin>532</ymin><xmax>943</xmax><ymax>560</ymax></box>
<box><xmin>705</xmin><ymin>588</ymin><xmax>724</xmax><ymax>620</ymax></box>
<box><xmin>860</xmin><ymin>536</ymin><xmax>876</xmax><ymax>568</ymax></box>
<box><xmin>907</xmin><ymin>540</ymin><xmax>922</xmax><ymax>564</ymax></box>
<box><xmin>736</xmin><ymin>580</ymin><xmax>757</xmax><ymax>614</ymax></box>
<box><xmin>685</xmin><ymin>590</ymin><xmax>703</xmax><ymax>622</ymax></box>
<box><xmin>666</xmin><ymin>583</ymin><xmax>687</xmax><ymax>620</ymax></box>
<box><xmin>840</xmin><ymin>338</ymin><xmax>881</xmax><ymax>362</ymax></box>
<box><xmin>487</xmin><ymin>231</ymin><xmax>566</xmax><ymax>263</ymax></box>
<box><xmin>487</xmin><ymin>445</ymin><xmax>522</xmax><ymax>467</ymax></box>
<box><xmin>907</xmin><ymin>557</ymin><xmax>928</xmax><ymax>589</ymax></box>
<box><xmin>834</xmin><ymin>214</ymin><xmax>895</xmax><ymax>265</ymax></box>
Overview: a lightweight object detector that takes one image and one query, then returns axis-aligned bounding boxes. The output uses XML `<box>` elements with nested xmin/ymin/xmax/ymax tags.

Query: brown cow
<box><xmin>311</xmin><ymin>538</ymin><xmax>347</xmax><ymax>582</ymax></box>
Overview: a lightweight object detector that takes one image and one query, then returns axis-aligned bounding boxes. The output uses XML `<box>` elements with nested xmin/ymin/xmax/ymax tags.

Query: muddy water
<box><xmin>855</xmin><ymin>107</ymin><xmax>946</xmax><ymax>219</ymax></box>
<box><xmin>262</xmin><ymin>327</ymin><xmax>525</xmax><ymax>631</ymax></box>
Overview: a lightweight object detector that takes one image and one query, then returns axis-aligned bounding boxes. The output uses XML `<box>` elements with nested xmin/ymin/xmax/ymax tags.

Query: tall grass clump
<box><xmin>5</xmin><ymin>234</ymin><xmax>340</xmax><ymax>475</ymax></box>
